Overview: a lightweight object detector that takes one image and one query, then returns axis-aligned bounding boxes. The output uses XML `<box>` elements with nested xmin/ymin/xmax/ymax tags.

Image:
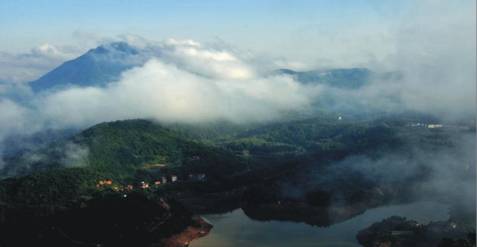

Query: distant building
<box><xmin>189</xmin><ymin>173</ymin><xmax>207</xmax><ymax>182</ymax></box>
<box><xmin>409</xmin><ymin>123</ymin><xmax>444</xmax><ymax>129</ymax></box>
<box><xmin>427</xmin><ymin>124</ymin><xmax>443</xmax><ymax>129</ymax></box>
<box><xmin>143</xmin><ymin>163</ymin><xmax>167</xmax><ymax>169</ymax></box>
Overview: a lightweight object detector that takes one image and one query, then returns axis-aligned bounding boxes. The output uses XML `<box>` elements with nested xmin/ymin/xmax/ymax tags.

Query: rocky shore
<box><xmin>160</xmin><ymin>216</ymin><xmax>212</xmax><ymax>247</ymax></box>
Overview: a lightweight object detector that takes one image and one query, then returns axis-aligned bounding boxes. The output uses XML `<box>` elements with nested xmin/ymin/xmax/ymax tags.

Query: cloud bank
<box><xmin>0</xmin><ymin>39</ymin><xmax>323</xmax><ymax>144</ymax></box>
<box><xmin>38</xmin><ymin>58</ymin><xmax>318</xmax><ymax>127</ymax></box>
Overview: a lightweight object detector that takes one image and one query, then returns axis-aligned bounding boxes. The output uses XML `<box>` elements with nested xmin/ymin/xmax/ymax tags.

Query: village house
<box><xmin>96</xmin><ymin>179</ymin><xmax>113</xmax><ymax>188</ymax></box>
<box><xmin>99</xmin><ymin>179</ymin><xmax>113</xmax><ymax>185</ymax></box>
<box><xmin>140</xmin><ymin>181</ymin><xmax>149</xmax><ymax>189</ymax></box>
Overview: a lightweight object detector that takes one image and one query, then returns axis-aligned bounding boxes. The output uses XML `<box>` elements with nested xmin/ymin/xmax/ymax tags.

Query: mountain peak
<box><xmin>90</xmin><ymin>41</ymin><xmax>139</xmax><ymax>55</ymax></box>
<box><xmin>29</xmin><ymin>42</ymin><xmax>145</xmax><ymax>92</ymax></box>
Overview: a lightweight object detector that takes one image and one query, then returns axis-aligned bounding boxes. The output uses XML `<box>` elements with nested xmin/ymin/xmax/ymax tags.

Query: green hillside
<box><xmin>0</xmin><ymin>119</ymin><xmax>249</xmax><ymax>208</ymax></box>
<box><xmin>1</xmin><ymin>115</ymin><xmax>470</xmax><ymax>208</ymax></box>
<box><xmin>69</xmin><ymin>119</ymin><xmax>248</xmax><ymax>179</ymax></box>
<box><xmin>215</xmin><ymin>116</ymin><xmax>401</xmax><ymax>161</ymax></box>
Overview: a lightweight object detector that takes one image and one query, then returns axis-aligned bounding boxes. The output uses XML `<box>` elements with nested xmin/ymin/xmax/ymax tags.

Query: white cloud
<box><xmin>159</xmin><ymin>38</ymin><xmax>256</xmax><ymax>80</ymax></box>
<box><xmin>38</xmin><ymin>57</ymin><xmax>319</xmax><ymax>128</ymax></box>
<box><xmin>0</xmin><ymin>99</ymin><xmax>32</xmax><ymax>139</ymax></box>
<box><xmin>0</xmin><ymin>43</ymin><xmax>79</xmax><ymax>84</ymax></box>
<box><xmin>308</xmin><ymin>0</ymin><xmax>476</xmax><ymax>119</ymax></box>
<box><xmin>376</xmin><ymin>0</ymin><xmax>475</xmax><ymax>118</ymax></box>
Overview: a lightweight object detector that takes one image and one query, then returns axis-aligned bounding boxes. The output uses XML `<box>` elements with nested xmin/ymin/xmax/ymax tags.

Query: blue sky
<box><xmin>0</xmin><ymin>0</ymin><xmax>474</xmax><ymax>70</ymax></box>
<box><xmin>0</xmin><ymin>0</ymin><xmax>407</xmax><ymax>53</ymax></box>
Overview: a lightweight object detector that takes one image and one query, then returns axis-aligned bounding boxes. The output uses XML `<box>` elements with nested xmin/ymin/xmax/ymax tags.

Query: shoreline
<box><xmin>161</xmin><ymin>216</ymin><xmax>213</xmax><ymax>247</ymax></box>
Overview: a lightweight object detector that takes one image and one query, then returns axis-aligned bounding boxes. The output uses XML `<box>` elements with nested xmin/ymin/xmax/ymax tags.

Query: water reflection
<box><xmin>190</xmin><ymin>201</ymin><xmax>449</xmax><ymax>247</ymax></box>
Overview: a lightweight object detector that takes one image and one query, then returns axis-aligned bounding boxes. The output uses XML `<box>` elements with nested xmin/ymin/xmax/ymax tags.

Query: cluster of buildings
<box><xmin>137</xmin><ymin>175</ymin><xmax>179</xmax><ymax>189</ymax></box>
<box><xmin>408</xmin><ymin>123</ymin><xmax>444</xmax><ymax>129</ymax></box>
<box><xmin>95</xmin><ymin>173</ymin><xmax>207</xmax><ymax>192</ymax></box>
<box><xmin>427</xmin><ymin>124</ymin><xmax>444</xmax><ymax>129</ymax></box>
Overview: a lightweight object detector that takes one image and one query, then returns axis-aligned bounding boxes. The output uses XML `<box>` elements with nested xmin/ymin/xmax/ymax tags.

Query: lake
<box><xmin>190</xmin><ymin>201</ymin><xmax>449</xmax><ymax>247</ymax></box>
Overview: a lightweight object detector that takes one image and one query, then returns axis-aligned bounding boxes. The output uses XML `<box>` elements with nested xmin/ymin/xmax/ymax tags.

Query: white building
<box><xmin>427</xmin><ymin>124</ymin><xmax>443</xmax><ymax>129</ymax></box>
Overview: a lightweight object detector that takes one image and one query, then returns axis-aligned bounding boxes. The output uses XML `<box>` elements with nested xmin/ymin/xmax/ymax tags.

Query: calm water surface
<box><xmin>190</xmin><ymin>201</ymin><xmax>449</xmax><ymax>247</ymax></box>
